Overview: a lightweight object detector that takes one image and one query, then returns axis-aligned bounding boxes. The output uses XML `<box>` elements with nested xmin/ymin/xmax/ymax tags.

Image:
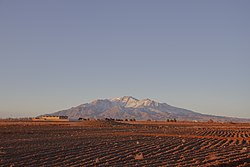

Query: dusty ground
<box><xmin>0</xmin><ymin>120</ymin><xmax>250</xmax><ymax>167</ymax></box>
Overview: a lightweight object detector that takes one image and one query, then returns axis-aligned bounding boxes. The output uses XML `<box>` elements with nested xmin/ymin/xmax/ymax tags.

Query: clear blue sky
<box><xmin>0</xmin><ymin>0</ymin><xmax>249</xmax><ymax>118</ymax></box>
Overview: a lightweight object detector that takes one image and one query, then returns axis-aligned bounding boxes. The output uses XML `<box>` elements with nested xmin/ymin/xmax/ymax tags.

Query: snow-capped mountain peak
<box><xmin>111</xmin><ymin>96</ymin><xmax>139</xmax><ymax>108</ymax></box>
<box><xmin>49</xmin><ymin>96</ymin><xmax>250</xmax><ymax>122</ymax></box>
<box><xmin>138</xmin><ymin>99</ymin><xmax>159</xmax><ymax>107</ymax></box>
<box><xmin>112</xmin><ymin>96</ymin><xmax>138</xmax><ymax>102</ymax></box>
<box><xmin>111</xmin><ymin>96</ymin><xmax>160</xmax><ymax>108</ymax></box>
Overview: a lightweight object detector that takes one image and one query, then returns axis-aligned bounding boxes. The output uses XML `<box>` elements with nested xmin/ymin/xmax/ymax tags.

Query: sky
<box><xmin>0</xmin><ymin>0</ymin><xmax>249</xmax><ymax>118</ymax></box>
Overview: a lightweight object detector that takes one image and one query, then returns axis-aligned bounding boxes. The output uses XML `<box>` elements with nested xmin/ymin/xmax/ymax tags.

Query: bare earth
<box><xmin>0</xmin><ymin>121</ymin><xmax>250</xmax><ymax>167</ymax></box>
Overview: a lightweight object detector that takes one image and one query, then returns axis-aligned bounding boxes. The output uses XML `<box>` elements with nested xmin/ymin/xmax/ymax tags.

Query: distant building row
<box><xmin>32</xmin><ymin>116</ymin><xmax>69</xmax><ymax>121</ymax></box>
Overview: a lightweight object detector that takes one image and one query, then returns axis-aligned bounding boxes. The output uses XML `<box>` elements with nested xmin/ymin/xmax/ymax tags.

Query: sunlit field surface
<box><xmin>1</xmin><ymin>121</ymin><xmax>250</xmax><ymax>167</ymax></box>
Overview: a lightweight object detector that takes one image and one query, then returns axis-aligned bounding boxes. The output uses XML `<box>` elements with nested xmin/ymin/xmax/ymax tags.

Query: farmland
<box><xmin>0</xmin><ymin>120</ymin><xmax>250</xmax><ymax>166</ymax></box>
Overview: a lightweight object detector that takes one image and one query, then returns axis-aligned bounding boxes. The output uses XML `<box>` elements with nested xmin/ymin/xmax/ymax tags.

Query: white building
<box><xmin>32</xmin><ymin>115</ymin><xmax>69</xmax><ymax>121</ymax></box>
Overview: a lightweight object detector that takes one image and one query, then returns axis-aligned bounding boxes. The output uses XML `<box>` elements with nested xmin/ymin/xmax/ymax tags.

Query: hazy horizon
<box><xmin>0</xmin><ymin>0</ymin><xmax>249</xmax><ymax>119</ymax></box>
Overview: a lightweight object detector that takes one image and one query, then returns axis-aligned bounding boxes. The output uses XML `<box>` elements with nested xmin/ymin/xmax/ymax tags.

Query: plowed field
<box><xmin>0</xmin><ymin>121</ymin><xmax>250</xmax><ymax>167</ymax></box>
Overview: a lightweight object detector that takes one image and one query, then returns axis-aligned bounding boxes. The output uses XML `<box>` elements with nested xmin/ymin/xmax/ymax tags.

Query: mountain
<box><xmin>48</xmin><ymin>96</ymin><xmax>249</xmax><ymax>122</ymax></box>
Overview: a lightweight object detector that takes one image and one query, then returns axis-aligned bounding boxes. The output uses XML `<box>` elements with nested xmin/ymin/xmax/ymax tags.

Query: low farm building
<box><xmin>32</xmin><ymin>116</ymin><xmax>69</xmax><ymax>121</ymax></box>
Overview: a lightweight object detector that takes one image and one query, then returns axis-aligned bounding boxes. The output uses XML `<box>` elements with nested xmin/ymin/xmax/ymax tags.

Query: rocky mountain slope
<box><xmin>49</xmin><ymin>96</ymin><xmax>249</xmax><ymax>122</ymax></box>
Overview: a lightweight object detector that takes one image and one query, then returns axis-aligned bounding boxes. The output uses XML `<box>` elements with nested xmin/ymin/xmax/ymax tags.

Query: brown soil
<box><xmin>0</xmin><ymin>120</ymin><xmax>250</xmax><ymax>166</ymax></box>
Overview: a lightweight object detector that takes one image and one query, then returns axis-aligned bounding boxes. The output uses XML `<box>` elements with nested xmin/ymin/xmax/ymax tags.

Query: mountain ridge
<box><xmin>48</xmin><ymin>96</ymin><xmax>250</xmax><ymax>122</ymax></box>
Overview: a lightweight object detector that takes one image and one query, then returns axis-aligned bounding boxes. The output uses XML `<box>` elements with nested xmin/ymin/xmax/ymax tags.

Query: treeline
<box><xmin>166</xmin><ymin>119</ymin><xmax>177</xmax><ymax>122</ymax></box>
<box><xmin>0</xmin><ymin>118</ymin><xmax>33</xmax><ymax>121</ymax></box>
<box><xmin>147</xmin><ymin>119</ymin><xmax>177</xmax><ymax>122</ymax></box>
<box><xmin>78</xmin><ymin>118</ymin><xmax>137</xmax><ymax>122</ymax></box>
<box><xmin>78</xmin><ymin>117</ymin><xmax>177</xmax><ymax>122</ymax></box>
